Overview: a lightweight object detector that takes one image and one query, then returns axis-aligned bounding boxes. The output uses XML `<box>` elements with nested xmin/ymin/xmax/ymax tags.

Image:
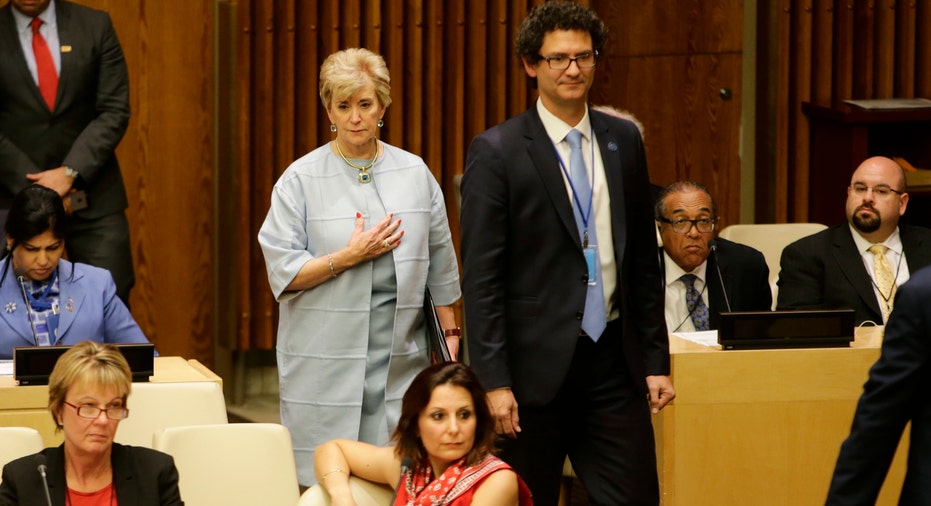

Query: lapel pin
<box><xmin>607</xmin><ymin>141</ymin><xmax>618</xmax><ymax>152</ymax></box>
<box><xmin>61</xmin><ymin>45</ymin><xmax>72</xmax><ymax>53</ymax></box>
<box><xmin>5</xmin><ymin>302</ymin><xmax>16</xmax><ymax>313</ymax></box>
<box><xmin>66</xmin><ymin>297</ymin><xmax>74</xmax><ymax>312</ymax></box>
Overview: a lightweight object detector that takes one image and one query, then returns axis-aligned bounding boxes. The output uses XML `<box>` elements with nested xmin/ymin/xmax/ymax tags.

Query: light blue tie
<box><xmin>566</xmin><ymin>129</ymin><xmax>607</xmax><ymax>341</ymax></box>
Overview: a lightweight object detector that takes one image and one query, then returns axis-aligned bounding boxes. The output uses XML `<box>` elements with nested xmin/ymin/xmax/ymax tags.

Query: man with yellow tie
<box><xmin>777</xmin><ymin>156</ymin><xmax>931</xmax><ymax>325</ymax></box>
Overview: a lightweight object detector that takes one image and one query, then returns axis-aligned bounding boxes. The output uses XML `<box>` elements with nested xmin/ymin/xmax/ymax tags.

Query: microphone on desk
<box><xmin>708</xmin><ymin>239</ymin><xmax>732</xmax><ymax>312</ymax></box>
<box><xmin>16</xmin><ymin>274</ymin><xmax>40</xmax><ymax>346</ymax></box>
<box><xmin>37</xmin><ymin>455</ymin><xmax>53</xmax><ymax>506</ymax></box>
<box><xmin>388</xmin><ymin>456</ymin><xmax>413</xmax><ymax>506</ymax></box>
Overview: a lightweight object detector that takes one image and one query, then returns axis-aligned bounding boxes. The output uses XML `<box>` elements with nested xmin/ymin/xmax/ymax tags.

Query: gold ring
<box><xmin>383</xmin><ymin>239</ymin><xmax>390</xmax><ymax>249</ymax></box>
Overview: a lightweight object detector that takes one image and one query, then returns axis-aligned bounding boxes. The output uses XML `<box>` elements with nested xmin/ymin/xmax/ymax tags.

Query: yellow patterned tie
<box><xmin>868</xmin><ymin>244</ymin><xmax>896</xmax><ymax>322</ymax></box>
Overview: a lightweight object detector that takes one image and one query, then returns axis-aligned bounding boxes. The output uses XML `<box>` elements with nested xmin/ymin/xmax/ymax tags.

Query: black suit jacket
<box><xmin>777</xmin><ymin>224</ymin><xmax>931</xmax><ymax>325</ymax></box>
<box><xmin>661</xmin><ymin>237</ymin><xmax>772</xmax><ymax>330</ymax></box>
<box><xmin>825</xmin><ymin>265</ymin><xmax>931</xmax><ymax>505</ymax></box>
<box><xmin>0</xmin><ymin>0</ymin><xmax>129</xmax><ymax>218</ymax></box>
<box><xmin>0</xmin><ymin>443</ymin><xmax>183</xmax><ymax>506</ymax></box>
<box><xmin>460</xmin><ymin>107</ymin><xmax>668</xmax><ymax>406</ymax></box>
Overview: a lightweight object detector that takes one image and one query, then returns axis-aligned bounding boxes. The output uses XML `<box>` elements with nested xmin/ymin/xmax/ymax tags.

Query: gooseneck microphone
<box><xmin>16</xmin><ymin>274</ymin><xmax>40</xmax><ymax>346</ymax></box>
<box><xmin>708</xmin><ymin>239</ymin><xmax>732</xmax><ymax>312</ymax></box>
<box><xmin>388</xmin><ymin>456</ymin><xmax>413</xmax><ymax>506</ymax></box>
<box><xmin>37</xmin><ymin>455</ymin><xmax>52</xmax><ymax>506</ymax></box>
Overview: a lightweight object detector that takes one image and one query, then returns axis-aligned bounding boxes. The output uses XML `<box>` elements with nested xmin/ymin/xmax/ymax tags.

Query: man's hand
<box><xmin>646</xmin><ymin>375</ymin><xmax>675</xmax><ymax>414</ymax></box>
<box><xmin>26</xmin><ymin>166</ymin><xmax>75</xmax><ymax>197</ymax></box>
<box><xmin>486</xmin><ymin>388</ymin><xmax>521</xmax><ymax>438</ymax></box>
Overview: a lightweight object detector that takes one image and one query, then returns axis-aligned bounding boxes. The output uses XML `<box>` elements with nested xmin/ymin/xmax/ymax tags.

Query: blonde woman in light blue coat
<box><xmin>258</xmin><ymin>48</ymin><xmax>461</xmax><ymax>488</ymax></box>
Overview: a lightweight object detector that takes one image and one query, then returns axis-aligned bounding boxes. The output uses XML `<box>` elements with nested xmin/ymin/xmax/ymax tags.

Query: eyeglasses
<box><xmin>537</xmin><ymin>51</ymin><xmax>598</xmax><ymax>70</ymax></box>
<box><xmin>850</xmin><ymin>183</ymin><xmax>904</xmax><ymax>199</ymax></box>
<box><xmin>658</xmin><ymin>217</ymin><xmax>717</xmax><ymax>234</ymax></box>
<box><xmin>63</xmin><ymin>401</ymin><xmax>129</xmax><ymax>420</ymax></box>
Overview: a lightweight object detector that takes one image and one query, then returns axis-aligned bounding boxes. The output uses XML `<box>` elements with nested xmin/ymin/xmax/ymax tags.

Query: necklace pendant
<box><xmin>358</xmin><ymin>171</ymin><xmax>372</xmax><ymax>184</ymax></box>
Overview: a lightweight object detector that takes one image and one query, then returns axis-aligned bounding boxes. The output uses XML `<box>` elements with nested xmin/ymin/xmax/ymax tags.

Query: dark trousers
<box><xmin>68</xmin><ymin>211</ymin><xmax>135</xmax><ymax>307</ymax></box>
<box><xmin>499</xmin><ymin>320</ymin><xmax>659</xmax><ymax>506</ymax></box>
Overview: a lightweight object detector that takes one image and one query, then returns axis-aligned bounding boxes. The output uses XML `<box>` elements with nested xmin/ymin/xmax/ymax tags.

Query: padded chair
<box><xmin>115</xmin><ymin>381</ymin><xmax>228</xmax><ymax>447</ymax></box>
<box><xmin>717</xmin><ymin>223</ymin><xmax>828</xmax><ymax>308</ymax></box>
<box><xmin>0</xmin><ymin>427</ymin><xmax>44</xmax><ymax>484</ymax></box>
<box><xmin>299</xmin><ymin>476</ymin><xmax>394</xmax><ymax>505</ymax></box>
<box><xmin>153</xmin><ymin>423</ymin><xmax>300</xmax><ymax>506</ymax></box>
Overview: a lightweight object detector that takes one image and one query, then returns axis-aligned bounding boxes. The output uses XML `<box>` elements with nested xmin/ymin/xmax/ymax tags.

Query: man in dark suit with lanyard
<box><xmin>460</xmin><ymin>2</ymin><xmax>674</xmax><ymax>504</ymax></box>
<box><xmin>0</xmin><ymin>0</ymin><xmax>134</xmax><ymax>305</ymax></box>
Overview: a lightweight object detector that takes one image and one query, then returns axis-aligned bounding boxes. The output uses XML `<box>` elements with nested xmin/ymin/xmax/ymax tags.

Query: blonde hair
<box><xmin>47</xmin><ymin>341</ymin><xmax>132</xmax><ymax>431</ymax></box>
<box><xmin>319</xmin><ymin>48</ymin><xmax>392</xmax><ymax>110</ymax></box>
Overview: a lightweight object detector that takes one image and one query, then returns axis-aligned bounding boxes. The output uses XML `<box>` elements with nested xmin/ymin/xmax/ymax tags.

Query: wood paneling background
<box><xmin>229</xmin><ymin>0</ymin><xmax>746</xmax><ymax>353</ymax></box>
<box><xmin>25</xmin><ymin>0</ymin><xmax>919</xmax><ymax>379</ymax></box>
<box><xmin>757</xmin><ymin>0</ymin><xmax>931</xmax><ymax>222</ymax></box>
<box><xmin>6</xmin><ymin>0</ymin><xmax>218</xmax><ymax>365</ymax></box>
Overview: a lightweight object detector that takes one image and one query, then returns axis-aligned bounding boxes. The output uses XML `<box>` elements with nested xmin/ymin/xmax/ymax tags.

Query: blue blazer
<box><xmin>0</xmin><ymin>258</ymin><xmax>148</xmax><ymax>359</ymax></box>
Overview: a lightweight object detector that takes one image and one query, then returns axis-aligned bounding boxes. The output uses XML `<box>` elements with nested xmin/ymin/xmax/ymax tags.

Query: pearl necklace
<box><xmin>335</xmin><ymin>138</ymin><xmax>378</xmax><ymax>183</ymax></box>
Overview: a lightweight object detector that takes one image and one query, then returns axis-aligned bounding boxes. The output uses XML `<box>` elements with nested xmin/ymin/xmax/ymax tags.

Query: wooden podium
<box><xmin>0</xmin><ymin>357</ymin><xmax>222</xmax><ymax>447</ymax></box>
<box><xmin>653</xmin><ymin>327</ymin><xmax>909</xmax><ymax>505</ymax></box>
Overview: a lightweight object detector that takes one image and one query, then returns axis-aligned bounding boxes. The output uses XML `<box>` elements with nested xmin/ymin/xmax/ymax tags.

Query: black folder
<box><xmin>14</xmin><ymin>343</ymin><xmax>155</xmax><ymax>385</ymax></box>
<box><xmin>424</xmin><ymin>289</ymin><xmax>452</xmax><ymax>363</ymax></box>
<box><xmin>718</xmin><ymin>309</ymin><xmax>856</xmax><ymax>350</ymax></box>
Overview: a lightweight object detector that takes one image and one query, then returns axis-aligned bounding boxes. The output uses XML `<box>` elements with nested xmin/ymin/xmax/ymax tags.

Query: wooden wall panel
<box><xmin>760</xmin><ymin>0</ymin><xmax>930</xmax><ymax>222</ymax></box>
<box><xmin>594</xmin><ymin>0</ymin><xmax>744</xmax><ymax>229</ymax></box>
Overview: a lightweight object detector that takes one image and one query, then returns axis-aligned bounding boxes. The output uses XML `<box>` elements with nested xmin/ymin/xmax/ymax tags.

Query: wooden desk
<box><xmin>654</xmin><ymin>327</ymin><xmax>909</xmax><ymax>505</ymax></box>
<box><xmin>0</xmin><ymin>357</ymin><xmax>222</xmax><ymax>447</ymax></box>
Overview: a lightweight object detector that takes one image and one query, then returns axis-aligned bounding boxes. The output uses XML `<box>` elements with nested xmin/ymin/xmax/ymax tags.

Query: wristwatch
<box><xmin>63</xmin><ymin>166</ymin><xmax>78</xmax><ymax>179</ymax></box>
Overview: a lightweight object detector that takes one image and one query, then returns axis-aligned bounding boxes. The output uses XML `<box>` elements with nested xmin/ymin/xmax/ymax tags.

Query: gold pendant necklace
<box><xmin>335</xmin><ymin>138</ymin><xmax>378</xmax><ymax>183</ymax></box>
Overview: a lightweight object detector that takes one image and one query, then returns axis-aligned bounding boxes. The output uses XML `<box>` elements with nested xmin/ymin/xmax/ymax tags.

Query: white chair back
<box><xmin>0</xmin><ymin>427</ymin><xmax>44</xmax><ymax>484</ymax></box>
<box><xmin>718</xmin><ymin>223</ymin><xmax>828</xmax><ymax>308</ymax></box>
<box><xmin>299</xmin><ymin>476</ymin><xmax>394</xmax><ymax>506</ymax></box>
<box><xmin>153</xmin><ymin>423</ymin><xmax>300</xmax><ymax>506</ymax></box>
<box><xmin>115</xmin><ymin>381</ymin><xmax>228</xmax><ymax>447</ymax></box>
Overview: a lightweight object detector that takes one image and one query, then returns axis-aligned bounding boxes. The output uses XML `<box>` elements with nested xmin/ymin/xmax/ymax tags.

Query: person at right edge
<box><xmin>824</xmin><ymin>265</ymin><xmax>931</xmax><ymax>505</ymax></box>
<box><xmin>460</xmin><ymin>2</ymin><xmax>674</xmax><ymax>505</ymax></box>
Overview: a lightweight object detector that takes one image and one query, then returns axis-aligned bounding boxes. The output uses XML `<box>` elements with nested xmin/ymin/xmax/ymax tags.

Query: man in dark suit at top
<box><xmin>655</xmin><ymin>181</ymin><xmax>771</xmax><ymax>333</ymax></box>
<box><xmin>460</xmin><ymin>2</ymin><xmax>675</xmax><ymax>504</ymax></box>
<box><xmin>0</xmin><ymin>0</ymin><xmax>134</xmax><ymax>305</ymax></box>
<box><xmin>825</xmin><ymin>264</ymin><xmax>931</xmax><ymax>505</ymax></box>
<box><xmin>777</xmin><ymin>156</ymin><xmax>931</xmax><ymax>326</ymax></box>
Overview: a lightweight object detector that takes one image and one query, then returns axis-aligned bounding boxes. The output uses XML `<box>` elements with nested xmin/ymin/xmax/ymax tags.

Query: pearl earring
<box><xmin>330</xmin><ymin>124</ymin><xmax>337</xmax><ymax>133</ymax></box>
<box><xmin>377</xmin><ymin>119</ymin><xmax>384</xmax><ymax>128</ymax></box>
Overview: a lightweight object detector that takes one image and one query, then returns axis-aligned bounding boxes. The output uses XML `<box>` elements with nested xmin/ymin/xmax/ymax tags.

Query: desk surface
<box><xmin>655</xmin><ymin>326</ymin><xmax>905</xmax><ymax>506</ymax></box>
<box><xmin>0</xmin><ymin>357</ymin><xmax>222</xmax><ymax>447</ymax></box>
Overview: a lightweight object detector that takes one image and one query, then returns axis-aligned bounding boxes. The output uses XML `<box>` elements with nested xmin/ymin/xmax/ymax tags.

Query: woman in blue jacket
<box><xmin>0</xmin><ymin>185</ymin><xmax>149</xmax><ymax>359</ymax></box>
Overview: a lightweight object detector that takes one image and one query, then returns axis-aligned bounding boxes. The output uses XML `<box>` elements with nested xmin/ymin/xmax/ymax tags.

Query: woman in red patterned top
<box><xmin>315</xmin><ymin>362</ymin><xmax>532</xmax><ymax>505</ymax></box>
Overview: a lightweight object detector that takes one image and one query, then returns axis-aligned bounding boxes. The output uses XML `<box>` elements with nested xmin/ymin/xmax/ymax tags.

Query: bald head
<box><xmin>845</xmin><ymin>156</ymin><xmax>909</xmax><ymax>243</ymax></box>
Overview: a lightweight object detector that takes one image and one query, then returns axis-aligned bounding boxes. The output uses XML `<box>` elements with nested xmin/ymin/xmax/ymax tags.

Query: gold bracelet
<box><xmin>321</xmin><ymin>468</ymin><xmax>346</xmax><ymax>480</ymax></box>
<box><xmin>327</xmin><ymin>253</ymin><xmax>338</xmax><ymax>278</ymax></box>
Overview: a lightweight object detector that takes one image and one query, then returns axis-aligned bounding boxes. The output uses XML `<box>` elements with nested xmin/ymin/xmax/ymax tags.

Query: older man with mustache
<box><xmin>777</xmin><ymin>156</ymin><xmax>931</xmax><ymax>325</ymax></box>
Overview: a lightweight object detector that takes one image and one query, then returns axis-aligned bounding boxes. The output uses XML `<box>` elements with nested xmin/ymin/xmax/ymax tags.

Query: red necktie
<box><xmin>30</xmin><ymin>17</ymin><xmax>58</xmax><ymax>111</ymax></box>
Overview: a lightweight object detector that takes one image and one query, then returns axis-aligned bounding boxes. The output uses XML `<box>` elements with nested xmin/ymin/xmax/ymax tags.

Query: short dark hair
<box><xmin>515</xmin><ymin>1</ymin><xmax>608</xmax><ymax>66</ymax></box>
<box><xmin>392</xmin><ymin>362</ymin><xmax>496</xmax><ymax>466</ymax></box>
<box><xmin>4</xmin><ymin>185</ymin><xmax>68</xmax><ymax>251</ymax></box>
<box><xmin>654</xmin><ymin>181</ymin><xmax>718</xmax><ymax>220</ymax></box>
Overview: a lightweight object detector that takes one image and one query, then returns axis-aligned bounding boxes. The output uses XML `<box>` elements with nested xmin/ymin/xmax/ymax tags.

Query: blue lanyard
<box><xmin>554</xmin><ymin>126</ymin><xmax>596</xmax><ymax>245</ymax></box>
